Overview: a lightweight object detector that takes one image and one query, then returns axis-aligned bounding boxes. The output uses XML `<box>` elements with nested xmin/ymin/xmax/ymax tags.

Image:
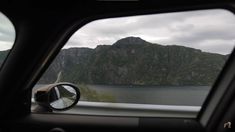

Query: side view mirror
<box><xmin>34</xmin><ymin>82</ymin><xmax>80</xmax><ymax>112</ymax></box>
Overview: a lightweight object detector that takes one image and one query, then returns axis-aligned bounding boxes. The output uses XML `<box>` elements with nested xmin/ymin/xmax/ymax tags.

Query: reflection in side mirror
<box><xmin>34</xmin><ymin>83</ymin><xmax>80</xmax><ymax>112</ymax></box>
<box><xmin>49</xmin><ymin>85</ymin><xmax>77</xmax><ymax>110</ymax></box>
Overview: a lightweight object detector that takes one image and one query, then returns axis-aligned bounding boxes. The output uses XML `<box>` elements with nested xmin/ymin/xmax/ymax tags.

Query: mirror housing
<box><xmin>34</xmin><ymin>82</ymin><xmax>80</xmax><ymax>112</ymax></box>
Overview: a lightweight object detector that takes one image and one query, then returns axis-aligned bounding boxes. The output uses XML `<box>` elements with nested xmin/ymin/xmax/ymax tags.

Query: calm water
<box><xmin>87</xmin><ymin>85</ymin><xmax>210</xmax><ymax>106</ymax></box>
<box><xmin>34</xmin><ymin>84</ymin><xmax>210</xmax><ymax>106</ymax></box>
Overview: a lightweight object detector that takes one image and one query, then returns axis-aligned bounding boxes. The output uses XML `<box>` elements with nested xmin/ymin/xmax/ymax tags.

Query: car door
<box><xmin>0</xmin><ymin>1</ymin><xmax>235</xmax><ymax>132</ymax></box>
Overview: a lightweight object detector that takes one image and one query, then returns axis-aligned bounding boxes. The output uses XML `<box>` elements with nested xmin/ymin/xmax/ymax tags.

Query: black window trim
<box><xmin>1</xmin><ymin>1</ymin><xmax>235</xmax><ymax>130</ymax></box>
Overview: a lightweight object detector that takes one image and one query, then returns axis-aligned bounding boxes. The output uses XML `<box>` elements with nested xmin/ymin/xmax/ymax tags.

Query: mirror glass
<box><xmin>48</xmin><ymin>85</ymin><xmax>77</xmax><ymax>109</ymax></box>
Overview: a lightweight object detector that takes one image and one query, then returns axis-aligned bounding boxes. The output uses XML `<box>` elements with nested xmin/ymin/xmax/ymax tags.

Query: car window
<box><xmin>0</xmin><ymin>12</ymin><xmax>15</xmax><ymax>67</ymax></box>
<box><xmin>33</xmin><ymin>9</ymin><xmax>235</xmax><ymax>116</ymax></box>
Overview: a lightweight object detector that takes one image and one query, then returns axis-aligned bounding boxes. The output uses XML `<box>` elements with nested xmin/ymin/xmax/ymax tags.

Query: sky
<box><xmin>0</xmin><ymin>9</ymin><xmax>235</xmax><ymax>54</ymax></box>
<box><xmin>0</xmin><ymin>12</ymin><xmax>15</xmax><ymax>51</ymax></box>
<box><xmin>65</xmin><ymin>9</ymin><xmax>235</xmax><ymax>55</ymax></box>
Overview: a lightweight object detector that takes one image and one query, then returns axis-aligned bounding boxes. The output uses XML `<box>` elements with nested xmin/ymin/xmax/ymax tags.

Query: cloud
<box><xmin>66</xmin><ymin>9</ymin><xmax>235</xmax><ymax>55</ymax></box>
<box><xmin>0</xmin><ymin>12</ymin><xmax>15</xmax><ymax>51</ymax></box>
<box><xmin>0</xmin><ymin>9</ymin><xmax>234</xmax><ymax>54</ymax></box>
<box><xmin>0</xmin><ymin>40</ymin><xmax>14</xmax><ymax>51</ymax></box>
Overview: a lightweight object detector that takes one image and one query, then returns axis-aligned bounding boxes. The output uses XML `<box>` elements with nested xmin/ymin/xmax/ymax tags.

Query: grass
<box><xmin>78</xmin><ymin>83</ymin><xmax>116</xmax><ymax>103</ymax></box>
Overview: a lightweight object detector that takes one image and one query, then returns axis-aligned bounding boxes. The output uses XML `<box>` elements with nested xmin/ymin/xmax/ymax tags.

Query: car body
<box><xmin>0</xmin><ymin>0</ymin><xmax>235</xmax><ymax>132</ymax></box>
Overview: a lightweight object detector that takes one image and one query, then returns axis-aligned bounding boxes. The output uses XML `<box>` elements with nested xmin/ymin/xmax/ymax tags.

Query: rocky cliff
<box><xmin>38</xmin><ymin>37</ymin><xmax>227</xmax><ymax>85</ymax></box>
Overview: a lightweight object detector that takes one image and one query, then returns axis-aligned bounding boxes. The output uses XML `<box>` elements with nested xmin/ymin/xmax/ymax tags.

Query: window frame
<box><xmin>1</xmin><ymin>1</ymin><xmax>235</xmax><ymax>131</ymax></box>
<box><xmin>30</xmin><ymin>6</ymin><xmax>235</xmax><ymax>121</ymax></box>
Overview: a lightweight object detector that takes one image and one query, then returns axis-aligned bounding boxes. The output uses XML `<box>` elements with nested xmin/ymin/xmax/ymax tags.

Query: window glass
<box><xmin>0</xmin><ymin>12</ymin><xmax>15</xmax><ymax>67</ymax></box>
<box><xmin>35</xmin><ymin>9</ymin><xmax>235</xmax><ymax>107</ymax></box>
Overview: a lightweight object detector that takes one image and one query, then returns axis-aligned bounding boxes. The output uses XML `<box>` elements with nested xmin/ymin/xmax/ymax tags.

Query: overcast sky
<box><xmin>0</xmin><ymin>9</ymin><xmax>235</xmax><ymax>54</ymax></box>
<box><xmin>65</xmin><ymin>9</ymin><xmax>235</xmax><ymax>55</ymax></box>
<box><xmin>0</xmin><ymin>12</ymin><xmax>15</xmax><ymax>51</ymax></box>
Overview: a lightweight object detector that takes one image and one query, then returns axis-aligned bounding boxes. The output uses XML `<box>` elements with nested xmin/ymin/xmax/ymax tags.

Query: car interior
<box><xmin>0</xmin><ymin>0</ymin><xmax>235</xmax><ymax>132</ymax></box>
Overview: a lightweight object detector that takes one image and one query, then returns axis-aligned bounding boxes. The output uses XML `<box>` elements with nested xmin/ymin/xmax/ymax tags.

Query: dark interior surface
<box><xmin>0</xmin><ymin>0</ymin><xmax>235</xmax><ymax>131</ymax></box>
<box><xmin>4</xmin><ymin>114</ymin><xmax>202</xmax><ymax>132</ymax></box>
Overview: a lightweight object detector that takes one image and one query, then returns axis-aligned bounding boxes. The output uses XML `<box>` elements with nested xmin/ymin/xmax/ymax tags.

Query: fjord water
<box><xmin>83</xmin><ymin>85</ymin><xmax>210</xmax><ymax>106</ymax></box>
<box><xmin>34</xmin><ymin>85</ymin><xmax>210</xmax><ymax>106</ymax></box>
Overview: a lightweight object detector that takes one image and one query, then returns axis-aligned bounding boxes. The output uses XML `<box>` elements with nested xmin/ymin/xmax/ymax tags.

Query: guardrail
<box><xmin>31</xmin><ymin>100</ymin><xmax>201</xmax><ymax>118</ymax></box>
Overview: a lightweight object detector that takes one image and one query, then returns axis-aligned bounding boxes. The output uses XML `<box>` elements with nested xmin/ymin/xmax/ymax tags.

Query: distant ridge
<box><xmin>37</xmin><ymin>37</ymin><xmax>227</xmax><ymax>86</ymax></box>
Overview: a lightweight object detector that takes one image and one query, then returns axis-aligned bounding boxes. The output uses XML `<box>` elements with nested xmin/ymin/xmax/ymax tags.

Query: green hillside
<box><xmin>38</xmin><ymin>37</ymin><xmax>227</xmax><ymax>86</ymax></box>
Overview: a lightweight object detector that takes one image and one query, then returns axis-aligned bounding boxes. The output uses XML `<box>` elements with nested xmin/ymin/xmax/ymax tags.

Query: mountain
<box><xmin>0</xmin><ymin>50</ymin><xmax>10</xmax><ymax>64</ymax></box>
<box><xmin>38</xmin><ymin>37</ymin><xmax>227</xmax><ymax>86</ymax></box>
